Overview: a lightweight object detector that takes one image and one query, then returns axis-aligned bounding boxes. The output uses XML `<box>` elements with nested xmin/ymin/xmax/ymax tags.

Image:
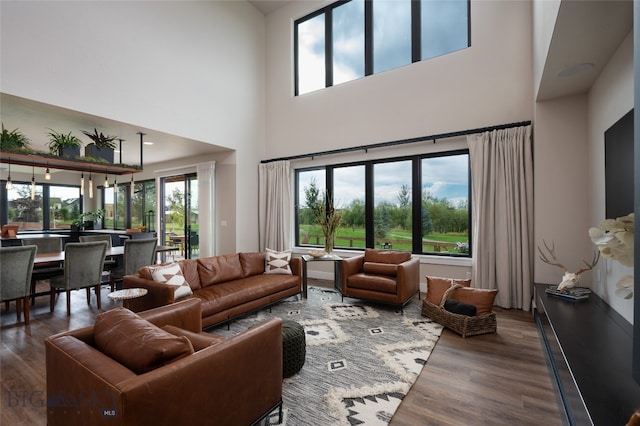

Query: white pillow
<box><xmin>149</xmin><ymin>263</ymin><xmax>193</xmax><ymax>299</ymax></box>
<box><xmin>264</xmin><ymin>248</ymin><xmax>292</xmax><ymax>275</ymax></box>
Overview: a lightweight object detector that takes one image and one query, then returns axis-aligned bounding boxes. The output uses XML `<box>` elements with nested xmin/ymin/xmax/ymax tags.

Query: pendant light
<box><xmin>5</xmin><ymin>160</ymin><xmax>12</xmax><ymax>190</ymax></box>
<box><xmin>31</xmin><ymin>164</ymin><xmax>36</xmax><ymax>200</ymax></box>
<box><xmin>45</xmin><ymin>163</ymin><xmax>51</xmax><ymax>180</ymax></box>
<box><xmin>104</xmin><ymin>172</ymin><xmax>109</xmax><ymax>188</ymax></box>
<box><xmin>89</xmin><ymin>171</ymin><xmax>94</xmax><ymax>199</ymax></box>
<box><xmin>80</xmin><ymin>172</ymin><xmax>85</xmax><ymax>197</ymax></box>
<box><xmin>113</xmin><ymin>175</ymin><xmax>118</xmax><ymax>190</ymax></box>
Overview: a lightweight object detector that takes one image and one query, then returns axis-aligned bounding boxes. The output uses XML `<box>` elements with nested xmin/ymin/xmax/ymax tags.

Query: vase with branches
<box><xmin>310</xmin><ymin>191</ymin><xmax>341</xmax><ymax>253</ymax></box>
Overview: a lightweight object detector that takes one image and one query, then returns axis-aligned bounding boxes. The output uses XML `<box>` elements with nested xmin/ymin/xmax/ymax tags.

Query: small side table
<box><xmin>301</xmin><ymin>254</ymin><xmax>343</xmax><ymax>298</ymax></box>
<box><xmin>108</xmin><ymin>288</ymin><xmax>148</xmax><ymax>301</ymax></box>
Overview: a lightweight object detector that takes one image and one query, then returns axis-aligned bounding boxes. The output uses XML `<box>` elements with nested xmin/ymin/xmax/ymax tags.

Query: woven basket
<box><xmin>421</xmin><ymin>299</ymin><xmax>497</xmax><ymax>338</ymax></box>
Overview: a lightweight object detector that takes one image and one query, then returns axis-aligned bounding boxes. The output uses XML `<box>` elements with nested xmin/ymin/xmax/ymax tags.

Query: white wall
<box><xmin>587</xmin><ymin>31</ymin><xmax>634</xmax><ymax>322</ymax></box>
<box><xmin>0</xmin><ymin>0</ymin><xmax>267</xmax><ymax>252</ymax></box>
<box><xmin>533</xmin><ymin>94</ymin><xmax>591</xmax><ymax>285</ymax></box>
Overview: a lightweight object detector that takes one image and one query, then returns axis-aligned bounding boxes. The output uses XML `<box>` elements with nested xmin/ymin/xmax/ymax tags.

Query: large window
<box><xmin>295</xmin><ymin>149</ymin><xmax>470</xmax><ymax>256</ymax></box>
<box><xmin>132</xmin><ymin>180</ymin><xmax>156</xmax><ymax>231</ymax></box>
<box><xmin>49</xmin><ymin>185</ymin><xmax>81</xmax><ymax>230</ymax></box>
<box><xmin>102</xmin><ymin>179</ymin><xmax>155</xmax><ymax>230</ymax></box>
<box><xmin>333</xmin><ymin>0</ymin><xmax>365</xmax><ymax>85</ymax></box>
<box><xmin>373</xmin><ymin>160</ymin><xmax>412</xmax><ymax>250</ymax></box>
<box><xmin>4</xmin><ymin>182</ymin><xmax>80</xmax><ymax>230</ymax></box>
<box><xmin>295</xmin><ymin>0</ymin><xmax>470</xmax><ymax>95</ymax></box>
<box><xmin>373</xmin><ymin>0</ymin><xmax>412</xmax><ymax>73</ymax></box>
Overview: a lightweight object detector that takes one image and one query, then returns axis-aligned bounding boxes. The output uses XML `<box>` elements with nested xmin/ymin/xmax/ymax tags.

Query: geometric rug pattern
<box><xmin>210</xmin><ymin>286</ymin><xmax>443</xmax><ymax>426</ymax></box>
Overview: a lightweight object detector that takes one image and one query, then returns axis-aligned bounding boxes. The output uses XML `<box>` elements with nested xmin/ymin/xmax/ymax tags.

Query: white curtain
<box><xmin>197</xmin><ymin>161</ymin><xmax>215</xmax><ymax>257</ymax></box>
<box><xmin>258</xmin><ymin>160</ymin><xmax>291</xmax><ymax>252</ymax></box>
<box><xmin>467</xmin><ymin>125</ymin><xmax>534</xmax><ymax>310</ymax></box>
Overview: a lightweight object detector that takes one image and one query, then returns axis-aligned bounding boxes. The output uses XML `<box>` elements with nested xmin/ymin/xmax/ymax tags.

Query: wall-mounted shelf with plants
<box><xmin>1</xmin><ymin>124</ymin><xmax>143</xmax><ymax>175</ymax></box>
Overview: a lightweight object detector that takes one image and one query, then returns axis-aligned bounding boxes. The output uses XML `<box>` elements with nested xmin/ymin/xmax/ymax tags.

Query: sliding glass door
<box><xmin>161</xmin><ymin>173</ymin><xmax>199</xmax><ymax>259</ymax></box>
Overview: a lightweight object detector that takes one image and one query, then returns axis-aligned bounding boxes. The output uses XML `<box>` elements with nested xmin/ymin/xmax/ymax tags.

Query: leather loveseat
<box><xmin>123</xmin><ymin>252</ymin><xmax>302</xmax><ymax>328</ymax></box>
<box><xmin>340</xmin><ymin>248</ymin><xmax>420</xmax><ymax>309</ymax></box>
<box><xmin>45</xmin><ymin>299</ymin><xmax>283</xmax><ymax>426</ymax></box>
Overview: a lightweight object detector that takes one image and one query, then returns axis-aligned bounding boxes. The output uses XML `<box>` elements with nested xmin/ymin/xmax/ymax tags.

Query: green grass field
<box><xmin>300</xmin><ymin>225</ymin><xmax>468</xmax><ymax>253</ymax></box>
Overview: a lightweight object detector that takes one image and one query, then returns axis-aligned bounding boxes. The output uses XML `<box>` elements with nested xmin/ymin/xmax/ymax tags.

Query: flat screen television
<box><xmin>605</xmin><ymin>109</ymin><xmax>634</xmax><ymax>219</ymax></box>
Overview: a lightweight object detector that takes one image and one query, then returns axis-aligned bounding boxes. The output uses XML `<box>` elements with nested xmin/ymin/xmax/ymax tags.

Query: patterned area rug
<box><xmin>210</xmin><ymin>287</ymin><xmax>443</xmax><ymax>426</ymax></box>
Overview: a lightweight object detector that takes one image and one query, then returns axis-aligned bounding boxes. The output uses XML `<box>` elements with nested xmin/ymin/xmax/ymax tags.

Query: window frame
<box><xmin>1</xmin><ymin>180</ymin><xmax>81</xmax><ymax>231</ymax></box>
<box><xmin>295</xmin><ymin>148</ymin><xmax>471</xmax><ymax>257</ymax></box>
<box><xmin>100</xmin><ymin>178</ymin><xmax>155</xmax><ymax>231</ymax></box>
<box><xmin>294</xmin><ymin>0</ymin><xmax>471</xmax><ymax>95</ymax></box>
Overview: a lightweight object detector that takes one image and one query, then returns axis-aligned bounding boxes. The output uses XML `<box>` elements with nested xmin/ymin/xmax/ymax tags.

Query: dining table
<box><xmin>34</xmin><ymin>245</ymin><xmax>179</xmax><ymax>265</ymax></box>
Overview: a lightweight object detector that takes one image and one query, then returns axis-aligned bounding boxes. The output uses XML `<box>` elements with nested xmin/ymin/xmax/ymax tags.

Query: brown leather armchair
<box><xmin>340</xmin><ymin>248</ymin><xmax>420</xmax><ymax>309</ymax></box>
<box><xmin>45</xmin><ymin>299</ymin><xmax>283</xmax><ymax>426</ymax></box>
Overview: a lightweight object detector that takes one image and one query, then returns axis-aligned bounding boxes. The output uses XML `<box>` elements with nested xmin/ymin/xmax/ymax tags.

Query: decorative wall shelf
<box><xmin>0</xmin><ymin>151</ymin><xmax>141</xmax><ymax>175</ymax></box>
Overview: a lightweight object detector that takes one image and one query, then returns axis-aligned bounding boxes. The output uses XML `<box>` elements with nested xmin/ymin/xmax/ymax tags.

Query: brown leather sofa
<box><xmin>123</xmin><ymin>252</ymin><xmax>302</xmax><ymax>328</ymax></box>
<box><xmin>45</xmin><ymin>299</ymin><xmax>283</xmax><ymax>426</ymax></box>
<box><xmin>340</xmin><ymin>248</ymin><xmax>420</xmax><ymax>309</ymax></box>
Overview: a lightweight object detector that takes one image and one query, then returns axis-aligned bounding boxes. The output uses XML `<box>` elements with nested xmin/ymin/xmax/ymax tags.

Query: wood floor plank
<box><xmin>1</xmin><ymin>282</ymin><xmax>562</xmax><ymax>425</ymax></box>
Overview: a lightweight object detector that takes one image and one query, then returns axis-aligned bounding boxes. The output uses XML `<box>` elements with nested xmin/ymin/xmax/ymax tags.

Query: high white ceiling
<box><xmin>536</xmin><ymin>0</ymin><xmax>632</xmax><ymax>101</ymax></box>
<box><xmin>249</xmin><ymin>0</ymin><xmax>292</xmax><ymax>15</ymax></box>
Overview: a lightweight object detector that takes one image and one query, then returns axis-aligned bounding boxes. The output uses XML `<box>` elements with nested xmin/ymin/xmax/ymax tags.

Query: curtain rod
<box><xmin>261</xmin><ymin>120</ymin><xmax>532</xmax><ymax>164</ymax></box>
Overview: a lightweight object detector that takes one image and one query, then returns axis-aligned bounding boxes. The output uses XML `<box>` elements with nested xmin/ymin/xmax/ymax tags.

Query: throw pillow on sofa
<box><xmin>148</xmin><ymin>263</ymin><xmax>193</xmax><ymax>299</ymax></box>
<box><xmin>94</xmin><ymin>308</ymin><xmax>194</xmax><ymax>374</ymax></box>
<box><xmin>264</xmin><ymin>248</ymin><xmax>292</xmax><ymax>275</ymax></box>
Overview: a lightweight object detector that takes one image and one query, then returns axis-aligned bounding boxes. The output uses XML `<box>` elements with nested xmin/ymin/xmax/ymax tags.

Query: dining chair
<box><xmin>109</xmin><ymin>238</ymin><xmax>157</xmax><ymax>291</ymax></box>
<box><xmin>79</xmin><ymin>234</ymin><xmax>116</xmax><ymax>282</ymax></box>
<box><xmin>49</xmin><ymin>241</ymin><xmax>108</xmax><ymax>316</ymax></box>
<box><xmin>21</xmin><ymin>237</ymin><xmax>62</xmax><ymax>253</ymax></box>
<box><xmin>0</xmin><ymin>245</ymin><xmax>37</xmax><ymax>325</ymax></box>
<box><xmin>21</xmin><ymin>237</ymin><xmax>64</xmax><ymax>303</ymax></box>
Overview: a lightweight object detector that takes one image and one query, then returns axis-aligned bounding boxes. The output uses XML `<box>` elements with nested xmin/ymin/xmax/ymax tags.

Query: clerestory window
<box><xmin>294</xmin><ymin>0</ymin><xmax>470</xmax><ymax>95</ymax></box>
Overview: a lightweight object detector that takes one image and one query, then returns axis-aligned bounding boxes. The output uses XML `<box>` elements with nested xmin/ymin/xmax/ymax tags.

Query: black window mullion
<box><xmin>364</xmin><ymin>0</ymin><xmax>373</xmax><ymax>76</ymax></box>
<box><xmin>467</xmin><ymin>0</ymin><xmax>471</xmax><ymax>48</ymax></box>
<box><xmin>411</xmin><ymin>0</ymin><xmax>421</xmax><ymax>62</ymax></box>
<box><xmin>294</xmin><ymin>170</ymin><xmax>301</xmax><ymax>246</ymax></box>
<box><xmin>0</xmin><ymin>184</ymin><xmax>7</xmax><ymax>225</ymax></box>
<box><xmin>293</xmin><ymin>20</ymin><xmax>300</xmax><ymax>96</ymax></box>
<box><xmin>326</xmin><ymin>8</ymin><xmax>333</xmax><ymax>88</ymax></box>
<box><xmin>125</xmin><ymin>185</ymin><xmax>132</xmax><ymax>229</ymax></box>
<box><xmin>326</xmin><ymin>165</ymin><xmax>334</xmax><ymax>211</ymax></box>
<box><xmin>364</xmin><ymin>162</ymin><xmax>375</xmax><ymax>248</ymax></box>
<box><xmin>42</xmin><ymin>184</ymin><xmax>50</xmax><ymax>230</ymax></box>
<box><xmin>411</xmin><ymin>157</ymin><xmax>422</xmax><ymax>252</ymax></box>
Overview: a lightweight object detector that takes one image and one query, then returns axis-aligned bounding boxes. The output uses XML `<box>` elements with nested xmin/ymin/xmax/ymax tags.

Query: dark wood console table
<box><xmin>534</xmin><ymin>283</ymin><xmax>640</xmax><ymax>425</ymax></box>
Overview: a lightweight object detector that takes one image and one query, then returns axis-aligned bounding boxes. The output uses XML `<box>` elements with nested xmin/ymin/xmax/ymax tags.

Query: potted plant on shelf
<box><xmin>83</xmin><ymin>128</ymin><xmax>117</xmax><ymax>163</ymax></box>
<box><xmin>72</xmin><ymin>209</ymin><xmax>106</xmax><ymax>231</ymax></box>
<box><xmin>46</xmin><ymin>129</ymin><xmax>83</xmax><ymax>157</ymax></box>
<box><xmin>1</xmin><ymin>123</ymin><xmax>30</xmax><ymax>151</ymax></box>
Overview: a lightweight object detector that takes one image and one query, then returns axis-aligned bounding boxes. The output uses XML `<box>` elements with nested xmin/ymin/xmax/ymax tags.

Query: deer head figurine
<box><xmin>538</xmin><ymin>240</ymin><xmax>600</xmax><ymax>290</ymax></box>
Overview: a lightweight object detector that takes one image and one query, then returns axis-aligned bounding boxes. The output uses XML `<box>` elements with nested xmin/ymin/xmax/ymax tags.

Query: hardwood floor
<box><xmin>391</xmin><ymin>307</ymin><xmax>563</xmax><ymax>426</ymax></box>
<box><xmin>1</xmin><ymin>281</ymin><xmax>563</xmax><ymax>425</ymax></box>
